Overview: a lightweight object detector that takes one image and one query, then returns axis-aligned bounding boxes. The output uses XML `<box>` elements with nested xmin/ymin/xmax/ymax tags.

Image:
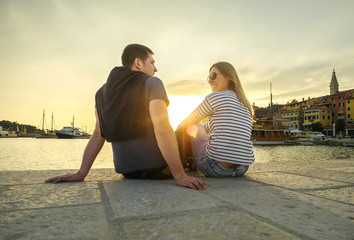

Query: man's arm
<box><xmin>45</xmin><ymin>108</ymin><xmax>105</xmax><ymax>183</ymax></box>
<box><xmin>149</xmin><ymin>99</ymin><xmax>207</xmax><ymax>190</ymax></box>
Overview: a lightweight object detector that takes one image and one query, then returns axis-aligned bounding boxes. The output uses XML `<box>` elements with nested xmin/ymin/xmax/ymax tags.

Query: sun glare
<box><xmin>167</xmin><ymin>96</ymin><xmax>204</xmax><ymax>130</ymax></box>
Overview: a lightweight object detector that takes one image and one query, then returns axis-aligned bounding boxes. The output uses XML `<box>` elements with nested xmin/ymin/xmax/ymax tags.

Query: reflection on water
<box><xmin>254</xmin><ymin>145</ymin><xmax>354</xmax><ymax>163</ymax></box>
<box><xmin>0</xmin><ymin>138</ymin><xmax>113</xmax><ymax>171</ymax></box>
<box><xmin>0</xmin><ymin>138</ymin><xmax>353</xmax><ymax>171</ymax></box>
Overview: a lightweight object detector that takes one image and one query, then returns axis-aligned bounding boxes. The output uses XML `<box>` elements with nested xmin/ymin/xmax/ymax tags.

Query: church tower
<box><xmin>330</xmin><ymin>69</ymin><xmax>339</xmax><ymax>95</ymax></box>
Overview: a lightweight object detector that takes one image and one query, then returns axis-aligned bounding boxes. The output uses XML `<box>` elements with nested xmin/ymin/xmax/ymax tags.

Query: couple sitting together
<box><xmin>45</xmin><ymin>43</ymin><xmax>255</xmax><ymax>190</ymax></box>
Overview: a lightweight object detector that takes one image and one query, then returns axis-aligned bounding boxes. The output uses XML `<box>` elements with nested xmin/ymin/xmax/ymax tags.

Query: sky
<box><xmin>1</xmin><ymin>0</ymin><xmax>354</xmax><ymax>131</ymax></box>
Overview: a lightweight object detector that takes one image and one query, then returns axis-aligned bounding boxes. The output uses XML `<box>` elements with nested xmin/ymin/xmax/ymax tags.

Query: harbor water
<box><xmin>0</xmin><ymin>138</ymin><xmax>353</xmax><ymax>171</ymax></box>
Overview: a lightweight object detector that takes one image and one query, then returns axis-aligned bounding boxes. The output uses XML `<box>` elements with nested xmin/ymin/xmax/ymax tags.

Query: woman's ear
<box><xmin>228</xmin><ymin>80</ymin><xmax>235</xmax><ymax>90</ymax></box>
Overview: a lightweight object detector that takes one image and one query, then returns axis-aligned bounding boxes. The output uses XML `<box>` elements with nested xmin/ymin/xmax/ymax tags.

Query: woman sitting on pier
<box><xmin>176</xmin><ymin>61</ymin><xmax>254</xmax><ymax>177</ymax></box>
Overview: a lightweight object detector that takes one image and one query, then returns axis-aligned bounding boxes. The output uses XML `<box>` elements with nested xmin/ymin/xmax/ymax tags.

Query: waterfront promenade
<box><xmin>1</xmin><ymin>157</ymin><xmax>353</xmax><ymax>239</ymax></box>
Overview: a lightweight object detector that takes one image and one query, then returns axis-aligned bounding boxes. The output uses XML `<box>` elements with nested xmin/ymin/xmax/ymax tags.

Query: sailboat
<box><xmin>35</xmin><ymin>110</ymin><xmax>57</xmax><ymax>138</ymax></box>
<box><xmin>251</xmin><ymin>83</ymin><xmax>296</xmax><ymax>145</ymax></box>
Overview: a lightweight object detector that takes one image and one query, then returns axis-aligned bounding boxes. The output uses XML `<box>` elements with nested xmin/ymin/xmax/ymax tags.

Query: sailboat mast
<box><xmin>42</xmin><ymin>110</ymin><xmax>45</xmax><ymax>131</ymax></box>
<box><xmin>51</xmin><ymin>112</ymin><xmax>54</xmax><ymax>131</ymax></box>
<box><xmin>270</xmin><ymin>83</ymin><xmax>273</xmax><ymax>117</ymax></box>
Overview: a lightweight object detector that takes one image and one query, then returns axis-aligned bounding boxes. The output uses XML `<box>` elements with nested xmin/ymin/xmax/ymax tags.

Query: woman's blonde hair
<box><xmin>210</xmin><ymin>61</ymin><xmax>254</xmax><ymax>119</ymax></box>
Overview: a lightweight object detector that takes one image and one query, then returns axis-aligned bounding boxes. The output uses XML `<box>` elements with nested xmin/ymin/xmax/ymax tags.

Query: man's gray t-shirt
<box><xmin>112</xmin><ymin>76</ymin><xmax>169</xmax><ymax>174</ymax></box>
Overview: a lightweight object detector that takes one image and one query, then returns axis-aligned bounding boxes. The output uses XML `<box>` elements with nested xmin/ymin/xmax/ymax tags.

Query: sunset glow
<box><xmin>1</xmin><ymin>1</ymin><xmax>353</xmax><ymax>130</ymax></box>
<box><xmin>167</xmin><ymin>96</ymin><xmax>204</xmax><ymax>130</ymax></box>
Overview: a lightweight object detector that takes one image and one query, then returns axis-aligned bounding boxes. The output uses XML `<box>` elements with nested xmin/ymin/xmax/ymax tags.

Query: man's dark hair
<box><xmin>121</xmin><ymin>44</ymin><xmax>154</xmax><ymax>68</ymax></box>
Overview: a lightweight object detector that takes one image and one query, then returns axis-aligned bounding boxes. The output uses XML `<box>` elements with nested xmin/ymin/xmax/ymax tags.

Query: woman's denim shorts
<box><xmin>195</xmin><ymin>154</ymin><xmax>249</xmax><ymax>178</ymax></box>
<box><xmin>191</xmin><ymin>124</ymin><xmax>249</xmax><ymax>178</ymax></box>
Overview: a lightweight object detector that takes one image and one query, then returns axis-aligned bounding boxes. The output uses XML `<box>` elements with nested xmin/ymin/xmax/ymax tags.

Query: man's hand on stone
<box><xmin>174</xmin><ymin>174</ymin><xmax>207</xmax><ymax>190</ymax></box>
<box><xmin>45</xmin><ymin>172</ymin><xmax>85</xmax><ymax>183</ymax></box>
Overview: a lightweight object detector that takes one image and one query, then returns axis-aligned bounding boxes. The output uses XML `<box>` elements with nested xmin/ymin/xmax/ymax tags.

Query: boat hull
<box><xmin>35</xmin><ymin>132</ymin><xmax>57</xmax><ymax>138</ymax></box>
<box><xmin>55</xmin><ymin>132</ymin><xmax>77</xmax><ymax>139</ymax></box>
<box><xmin>252</xmin><ymin>140</ymin><xmax>295</xmax><ymax>146</ymax></box>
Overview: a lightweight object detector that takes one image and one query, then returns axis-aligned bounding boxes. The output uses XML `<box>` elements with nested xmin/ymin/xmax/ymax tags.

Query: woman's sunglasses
<box><xmin>207</xmin><ymin>72</ymin><xmax>221</xmax><ymax>83</ymax></box>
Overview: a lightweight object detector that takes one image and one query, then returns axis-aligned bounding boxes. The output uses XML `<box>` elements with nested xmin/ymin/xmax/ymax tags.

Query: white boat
<box><xmin>55</xmin><ymin>126</ymin><xmax>81</xmax><ymax>139</ymax></box>
<box><xmin>55</xmin><ymin>115</ymin><xmax>81</xmax><ymax>139</ymax></box>
<box><xmin>0</xmin><ymin>126</ymin><xmax>17</xmax><ymax>138</ymax></box>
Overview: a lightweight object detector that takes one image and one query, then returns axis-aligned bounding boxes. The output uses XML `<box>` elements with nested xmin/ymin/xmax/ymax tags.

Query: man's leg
<box><xmin>123</xmin><ymin>165</ymin><xmax>172</xmax><ymax>179</ymax></box>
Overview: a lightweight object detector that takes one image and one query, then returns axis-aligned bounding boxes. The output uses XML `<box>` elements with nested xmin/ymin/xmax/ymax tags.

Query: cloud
<box><xmin>241</xmin><ymin>49</ymin><xmax>354</xmax><ymax>107</ymax></box>
<box><xmin>1</xmin><ymin>0</ymin><xmax>354</xmax><ymax>129</ymax></box>
<box><xmin>165</xmin><ymin>79</ymin><xmax>210</xmax><ymax>96</ymax></box>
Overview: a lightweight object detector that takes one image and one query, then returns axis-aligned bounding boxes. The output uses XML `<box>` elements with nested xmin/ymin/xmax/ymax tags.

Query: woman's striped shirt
<box><xmin>178</xmin><ymin>90</ymin><xmax>255</xmax><ymax>165</ymax></box>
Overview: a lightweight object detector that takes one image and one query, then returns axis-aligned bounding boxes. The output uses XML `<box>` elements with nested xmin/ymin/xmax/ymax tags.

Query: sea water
<box><xmin>0</xmin><ymin>138</ymin><xmax>353</xmax><ymax>171</ymax></box>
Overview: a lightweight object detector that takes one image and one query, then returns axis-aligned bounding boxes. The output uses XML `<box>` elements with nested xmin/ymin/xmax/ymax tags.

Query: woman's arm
<box><xmin>176</xmin><ymin>97</ymin><xmax>213</xmax><ymax>131</ymax></box>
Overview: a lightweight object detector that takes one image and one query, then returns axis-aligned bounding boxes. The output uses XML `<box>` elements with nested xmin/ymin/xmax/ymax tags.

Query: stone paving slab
<box><xmin>282</xmin><ymin>169</ymin><xmax>354</xmax><ymax>183</ymax></box>
<box><xmin>246</xmin><ymin>172</ymin><xmax>348</xmax><ymax>190</ymax></box>
<box><xmin>287</xmin><ymin>189</ymin><xmax>354</xmax><ymax>221</ymax></box>
<box><xmin>0</xmin><ymin>203</ymin><xmax>112</xmax><ymax>240</ymax></box>
<box><xmin>0</xmin><ymin>182</ymin><xmax>101</xmax><ymax>211</ymax></box>
<box><xmin>1</xmin><ymin>158</ymin><xmax>354</xmax><ymax>240</ymax></box>
<box><xmin>249</xmin><ymin>159</ymin><xmax>354</xmax><ymax>173</ymax></box>
<box><xmin>307</xmin><ymin>186</ymin><xmax>354</xmax><ymax>204</ymax></box>
<box><xmin>123</xmin><ymin>211</ymin><xmax>300</xmax><ymax>240</ymax></box>
<box><xmin>0</xmin><ymin>168</ymin><xmax>123</xmax><ymax>185</ymax></box>
<box><xmin>207</xmin><ymin>186</ymin><xmax>354</xmax><ymax>240</ymax></box>
<box><xmin>183</xmin><ymin>175</ymin><xmax>262</xmax><ymax>190</ymax></box>
<box><xmin>103</xmin><ymin>179</ymin><xmax>225</xmax><ymax>219</ymax></box>
<box><xmin>326</xmin><ymin>166</ymin><xmax>354</xmax><ymax>174</ymax></box>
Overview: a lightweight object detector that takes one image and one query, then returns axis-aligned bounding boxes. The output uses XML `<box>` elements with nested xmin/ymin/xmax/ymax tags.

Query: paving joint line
<box><xmin>280</xmin><ymin>171</ymin><xmax>354</xmax><ymax>184</ymax></box>
<box><xmin>204</xmin><ymin>192</ymin><xmax>315</xmax><ymax>240</ymax></box>
<box><xmin>97</xmin><ymin>181</ymin><xmax>125</xmax><ymax>240</ymax></box>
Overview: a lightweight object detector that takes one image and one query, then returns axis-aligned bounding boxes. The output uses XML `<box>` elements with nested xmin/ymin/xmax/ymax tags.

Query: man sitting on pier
<box><xmin>45</xmin><ymin>43</ymin><xmax>206</xmax><ymax>190</ymax></box>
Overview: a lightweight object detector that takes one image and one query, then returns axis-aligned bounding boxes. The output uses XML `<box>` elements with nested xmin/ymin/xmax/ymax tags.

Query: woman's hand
<box><xmin>45</xmin><ymin>171</ymin><xmax>85</xmax><ymax>183</ymax></box>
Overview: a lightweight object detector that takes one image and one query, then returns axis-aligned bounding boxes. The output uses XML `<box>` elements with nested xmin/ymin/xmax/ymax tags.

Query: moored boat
<box><xmin>35</xmin><ymin>111</ymin><xmax>57</xmax><ymax>138</ymax></box>
<box><xmin>55</xmin><ymin>126</ymin><xmax>81</xmax><ymax>138</ymax></box>
<box><xmin>55</xmin><ymin>115</ymin><xmax>83</xmax><ymax>139</ymax></box>
<box><xmin>252</xmin><ymin>84</ymin><xmax>296</xmax><ymax>146</ymax></box>
<box><xmin>251</xmin><ymin>129</ymin><xmax>296</xmax><ymax>145</ymax></box>
<box><xmin>35</xmin><ymin>131</ymin><xmax>57</xmax><ymax>138</ymax></box>
<box><xmin>0</xmin><ymin>126</ymin><xmax>17</xmax><ymax>138</ymax></box>
<box><xmin>251</xmin><ymin>118</ymin><xmax>296</xmax><ymax>145</ymax></box>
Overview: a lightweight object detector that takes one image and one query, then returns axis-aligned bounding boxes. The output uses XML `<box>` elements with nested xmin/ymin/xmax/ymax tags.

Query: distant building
<box><xmin>285</xmin><ymin>97</ymin><xmax>320</xmax><ymax>112</ymax></box>
<box><xmin>279</xmin><ymin>69</ymin><xmax>353</xmax><ymax>136</ymax></box>
<box><xmin>303</xmin><ymin>106</ymin><xmax>332</xmax><ymax>130</ymax></box>
<box><xmin>282</xmin><ymin>109</ymin><xmax>303</xmax><ymax>130</ymax></box>
<box><xmin>254</xmin><ymin>104</ymin><xmax>283</xmax><ymax>120</ymax></box>
<box><xmin>322</xmin><ymin>89</ymin><xmax>354</xmax><ymax>124</ymax></box>
<box><xmin>347</xmin><ymin>97</ymin><xmax>354</xmax><ymax>124</ymax></box>
<box><xmin>344</xmin><ymin>96</ymin><xmax>354</xmax><ymax>136</ymax></box>
<box><xmin>329</xmin><ymin>69</ymin><xmax>339</xmax><ymax>95</ymax></box>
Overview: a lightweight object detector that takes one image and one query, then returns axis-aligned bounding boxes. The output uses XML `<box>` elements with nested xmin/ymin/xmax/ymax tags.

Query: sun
<box><xmin>167</xmin><ymin>96</ymin><xmax>204</xmax><ymax>130</ymax></box>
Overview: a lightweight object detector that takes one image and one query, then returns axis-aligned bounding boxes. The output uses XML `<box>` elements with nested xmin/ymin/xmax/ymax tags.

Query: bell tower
<box><xmin>329</xmin><ymin>69</ymin><xmax>339</xmax><ymax>95</ymax></box>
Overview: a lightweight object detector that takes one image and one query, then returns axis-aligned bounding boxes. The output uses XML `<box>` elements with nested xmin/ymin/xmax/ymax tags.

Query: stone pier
<box><xmin>1</xmin><ymin>158</ymin><xmax>353</xmax><ymax>239</ymax></box>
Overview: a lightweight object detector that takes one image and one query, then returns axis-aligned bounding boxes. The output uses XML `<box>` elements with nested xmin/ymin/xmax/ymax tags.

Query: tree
<box><xmin>311</xmin><ymin>122</ymin><xmax>323</xmax><ymax>132</ymax></box>
<box><xmin>335</xmin><ymin>119</ymin><xmax>345</xmax><ymax>132</ymax></box>
<box><xmin>0</xmin><ymin>120</ymin><xmax>38</xmax><ymax>133</ymax></box>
